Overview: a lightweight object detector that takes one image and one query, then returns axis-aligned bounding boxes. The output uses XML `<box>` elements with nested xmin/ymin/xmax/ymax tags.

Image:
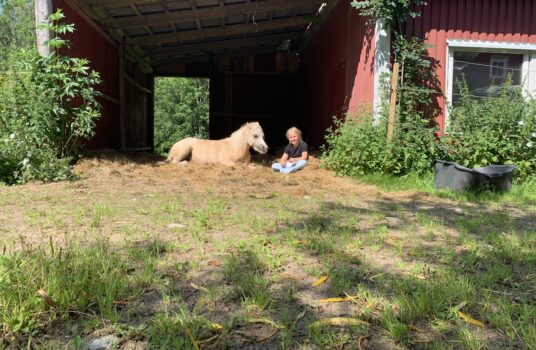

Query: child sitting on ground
<box><xmin>272</xmin><ymin>127</ymin><xmax>308</xmax><ymax>174</ymax></box>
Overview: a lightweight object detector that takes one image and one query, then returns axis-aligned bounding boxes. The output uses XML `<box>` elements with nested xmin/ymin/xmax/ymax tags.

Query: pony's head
<box><xmin>245</xmin><ymin>122</ymin><xmax>268</xmax><ymax>154</ymax></box>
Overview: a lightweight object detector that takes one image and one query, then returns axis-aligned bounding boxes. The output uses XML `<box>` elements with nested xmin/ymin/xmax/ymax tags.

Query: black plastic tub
<box><xmin>434</xmin><ymin>160</ymin><xmax>516</xmax><ymax>192</ymax></box>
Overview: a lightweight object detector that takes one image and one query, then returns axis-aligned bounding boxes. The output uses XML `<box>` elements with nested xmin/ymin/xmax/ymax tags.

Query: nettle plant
<box><xmin>442</xmin><ymin>81</ymin><xmax>536</xmax><ymax>181</ymax></box>
<box><xmin>31</xmin><ymin>9</ymin><xmax>102</xmax><ymax>159</ymax></box>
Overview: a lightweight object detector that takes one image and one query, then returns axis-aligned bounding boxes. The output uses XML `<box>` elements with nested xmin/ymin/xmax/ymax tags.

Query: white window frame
<box><xmin>445</xmin><ymin>40</ymin><xmax>536</xmax><ymax>129</ymax></box>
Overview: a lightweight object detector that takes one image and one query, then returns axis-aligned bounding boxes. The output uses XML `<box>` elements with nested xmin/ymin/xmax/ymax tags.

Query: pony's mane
<box><xmin>230</xmin><ymin>122</ymin><xmax>249</xmax><ymax>138</ymax></box>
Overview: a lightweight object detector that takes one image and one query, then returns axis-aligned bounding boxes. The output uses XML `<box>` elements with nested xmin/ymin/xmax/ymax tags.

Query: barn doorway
<box><xmin>153</xmin><ymin>76</ymin><xmax>210</xmax><ymax>156</ymax></box>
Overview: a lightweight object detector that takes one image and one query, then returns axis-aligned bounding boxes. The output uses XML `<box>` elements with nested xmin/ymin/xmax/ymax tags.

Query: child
<box><xmin>272</xmin><ymin>127</ymin><xmax>308</xmax><ymax>173</ymax></box>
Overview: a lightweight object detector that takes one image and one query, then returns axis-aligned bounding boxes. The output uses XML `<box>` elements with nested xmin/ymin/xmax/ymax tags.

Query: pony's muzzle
<box><xmin>255</xmin><ymin>144</ymin><xmax>268</xmax><ymax>154</ymax></box>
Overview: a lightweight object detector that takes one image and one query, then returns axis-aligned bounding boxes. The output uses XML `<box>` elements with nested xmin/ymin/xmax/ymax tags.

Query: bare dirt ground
<box><xmin>0</xmin><ymin>150</ymin><xmax>451</xmax><ymax>250</ymax></box>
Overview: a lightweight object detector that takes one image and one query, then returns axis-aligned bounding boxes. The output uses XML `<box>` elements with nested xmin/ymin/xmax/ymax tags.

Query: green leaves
<box><xmin>443</xmin><ymin>79</ymin><xmax>536</xmax><ymax>181</ymax></box>
<box><xmin>154</xmin><ymin>77</ymin><xmax>209</xmax><ymax>156</ymax></box>
<box><xmin>0</xmin><ymin>9</ymin><xmax>101</xmax><ymax>184</ymax></box>
<box><xmin>350</xmin><ymin>0</ymin><xmax>427</xmax><ymax>31</ymax></box>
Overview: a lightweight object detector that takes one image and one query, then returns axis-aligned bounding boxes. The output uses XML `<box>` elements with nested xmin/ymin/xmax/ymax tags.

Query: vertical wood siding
<box><xmin>301</xmin><ymin>1</ymin><xmax>375</xmax><ymax>146</ymax></box>
<box><xmin>406</xmin><ymin>0</ymin><xmax>536</xmax><ymax>131</ymax></box>
<box><xmin>53</xmin><ymin>0</ymin><xmax>120</xmax><ymax>149</ymax></box>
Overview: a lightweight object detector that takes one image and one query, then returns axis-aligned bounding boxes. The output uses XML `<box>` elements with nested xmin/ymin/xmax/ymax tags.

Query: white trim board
<box><xmin>447</xmin><ymin>39</ymin><xmax>536</xmax><ymax>51</ymax></box>
<box><xmin>373</xmin><ymin>19</ymin><xmax>390</xmax><ymax>121</ymax></box>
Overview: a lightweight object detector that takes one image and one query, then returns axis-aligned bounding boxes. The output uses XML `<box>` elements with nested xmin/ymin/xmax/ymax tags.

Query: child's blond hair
<box><xmin>285</xmin><ymin>127</ymin><xmax>302</xmax><ymax>138</ymax></box>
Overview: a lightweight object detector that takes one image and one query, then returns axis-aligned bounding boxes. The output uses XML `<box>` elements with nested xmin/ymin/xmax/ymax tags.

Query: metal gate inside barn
<box><xmin>45</xmin><ymin>0</ymin><xmax>377</xmax><ymax>150</ymax></box>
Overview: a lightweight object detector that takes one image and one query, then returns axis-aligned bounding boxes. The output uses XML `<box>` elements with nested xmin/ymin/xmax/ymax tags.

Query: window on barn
<box><xmin>446</xmin><ymin>40</ymin><xmax>536</xmax><ymax>125</ymax></box>
<box><xmin>452</xmin><ymin>51</ymin><xmax>523</xmax><ymax>105</ymax></box>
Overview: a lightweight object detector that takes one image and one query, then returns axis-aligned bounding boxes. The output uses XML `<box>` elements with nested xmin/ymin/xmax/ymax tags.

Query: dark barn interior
<box><xmin>53</xmin><ymin>0</ymin><xmax>333</xmax><ymax>151</ymax></box>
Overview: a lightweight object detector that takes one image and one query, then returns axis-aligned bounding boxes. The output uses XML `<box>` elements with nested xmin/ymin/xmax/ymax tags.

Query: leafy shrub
<box><xmin>442</xmin><ymin>81</ymin><xmax>536</xmax><ymax>180</ymax></box>
<box><xmin>0</xmin><ymin>9</ymin><xmax>101</xmax><ymax>184</ymax></box>
<box><xmin>30</xmin><ymin>10</ymin><xmax>102</xmax><ymax>158</ymax></box>
<box><xmin>322</xmin><ymin>36</ymin><xmax>441</xmax><ymax>177</ymax></box>
<box><xmin>322</xmin><ymin>111</ymin><xmax>439</xmax><ymax>176</ymax></box>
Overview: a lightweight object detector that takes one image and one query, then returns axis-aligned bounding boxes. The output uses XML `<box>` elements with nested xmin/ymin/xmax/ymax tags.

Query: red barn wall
<box><xmin>53</xmin><ymin>0</ymin><xmax>120</xmax><ymax>149</ymax></box>
<box><xmin>407</xmin><ymin>0</ymin><xmax>536</xmax><ymax>132</ymax></box>
<box><xmin>301</xmin><ymin>1</ymin><xmax>375</xmax><ymax>146</ymax></box>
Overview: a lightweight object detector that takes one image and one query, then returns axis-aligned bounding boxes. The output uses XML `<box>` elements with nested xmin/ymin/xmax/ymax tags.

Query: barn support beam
<box><xmin>119</xmin><ymin>42</ymin><xmax>127</xmax><ymax>150</ymax></box>
<box><xmin>34</xmin><ymin>0</ymin><xmax>53</xmax><ymax>56</ymax></box>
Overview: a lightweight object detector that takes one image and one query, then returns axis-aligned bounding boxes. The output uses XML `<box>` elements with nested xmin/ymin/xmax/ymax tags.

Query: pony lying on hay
<box><xmin>167</xmin><ymin>122</ymin><xmax>268</xmax><ymax>166</ymax></box>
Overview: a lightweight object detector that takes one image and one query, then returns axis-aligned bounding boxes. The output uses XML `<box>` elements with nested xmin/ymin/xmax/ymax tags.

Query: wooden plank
<box><xmin>34</xmin><ymin>0</ymin><xmax>52</xmax><ymax>56</ymax></box>
<box><xmin>387</xmin><ymin>62</ymin><xmax>399</xmax><ymax>142</ymax></box>
<box><xmin>128</xmin><ymin>16</ymin><xmax>311</xmax><ymax>46</ymax></box>
<box><xmin>110</xmin><ymin>0</ymin><xmax>322</xmax><ymax>29</ymax></box>
<box><xmin>151</xmin><ymin>45</ymin><xmax>279</xmax><ymax>66</ymax></box>
<box><xmin>124</xmin><ymin>73</ymin><xmax>152</xmax><ymax>94</ymax></box>
<box><xmin>97</xmin><ymin>93</ymin><xmax>120</xmax><ymax>104</ymax></box>
<box><xmin>143</xmin><ymin>32</ymin><xmax>303</xmax><ymax>58</ymax></box>
<box><xmin>297</xmin><ymin>0</ymin><xmax>340</xmax><ymax>52</ymax></box>
<box><xmin>90</xmin><ymin>0</ymin><xmax>160</xmax><ymax>7</ymax></box>
<box><xmin>65</xmin><ymin>0</ymin><xmax>154</xmax><ymax>73</ymax></box>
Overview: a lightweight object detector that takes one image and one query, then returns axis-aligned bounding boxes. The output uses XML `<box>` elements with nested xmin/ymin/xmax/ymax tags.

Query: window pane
<box><xmin>452</xmin><ymin>52</ymin><xmax>523</xmax><ymax>105</ymax></box>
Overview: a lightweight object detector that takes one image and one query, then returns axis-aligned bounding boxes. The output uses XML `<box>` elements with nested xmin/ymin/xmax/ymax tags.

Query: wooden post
<box><xmin>224</xmin><ymin>72</ymin><xmax>233</xmax><ymax>135</ymax></box>
<box><xmin>118</xmin><ymin>41</ymin><xmax>127</xmax><ymax>150</ymax></box>
<box><xmin>34</xmin><ymin>0</ymin><xmax>52</xmax><ymax>57</ymax></box>
<box><xmin>387</xmin><ymin>62</ymin><xmax>400</xmax><ymax>141</ymax></box>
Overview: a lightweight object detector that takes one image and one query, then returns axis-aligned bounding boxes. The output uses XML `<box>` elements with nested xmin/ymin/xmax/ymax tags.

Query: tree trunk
<box><xmin>34</xmin><ymin>0</ymin><xmax>52</xmax><ymax>56</ymax></box>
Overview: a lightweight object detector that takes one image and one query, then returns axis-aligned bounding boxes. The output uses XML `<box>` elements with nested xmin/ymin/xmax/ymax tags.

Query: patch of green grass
<box><xmin>222</xmin><ymin>250</ymin><xmax>273</xmax><ymax>313</ymax></box>
<box><xmin>357</xmin><ymin>172</ymin><xmax>435</xmax><ymax>192</ymax></box>
<box><xmin>0</xmin><ymin>241</ymin><xmax>138</xmax><ymax>346</ymax></box>
<box><xmin>359</xmin><ymin>171</ymin><xmax>536</xmax><ymax>208</ymax></box>
<box><xmin>148</xmin><ymin>305</ymin><xmax>223</xmax><ymax>350</ymax></box>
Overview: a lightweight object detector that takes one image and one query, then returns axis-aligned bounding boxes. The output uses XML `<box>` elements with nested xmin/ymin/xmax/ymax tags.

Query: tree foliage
<box><xmin>154</xmin><ymin>77</ymin><xmax>209</xmax><ymax>156</ymax></box>
<box><xmin>0</xmin><ymin>0</ymin><xmax>35</xmax><ymax>64</ymax></box>
<box><xmin>350</xmin><ymin>0</ymin><xmax>426</xmax><ymax>32</ymax></box>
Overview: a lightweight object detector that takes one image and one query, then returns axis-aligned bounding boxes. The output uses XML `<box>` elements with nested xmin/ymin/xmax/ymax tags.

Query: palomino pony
<box><xmin>167</xmin><ymin>122</ymin><xmax>268</xmax><ymax>166</ymax></box>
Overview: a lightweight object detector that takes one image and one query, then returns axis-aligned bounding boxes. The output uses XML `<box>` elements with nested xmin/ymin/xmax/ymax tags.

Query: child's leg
<box><xmin>288</xmin><ymin>160</ymin><xmax>307</xmax><ymax>173</ymax></box>
<box><xmin>272</xmin><ymin>163</ymin><xmax>284</xmax><ymax>172</ymax></box>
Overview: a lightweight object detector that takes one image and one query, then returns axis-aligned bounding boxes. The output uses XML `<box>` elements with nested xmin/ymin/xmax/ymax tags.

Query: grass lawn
<box><xmin>0</xmin><ymin>153</ymin><xmax>535</xmax><ymax>349</ymax></box>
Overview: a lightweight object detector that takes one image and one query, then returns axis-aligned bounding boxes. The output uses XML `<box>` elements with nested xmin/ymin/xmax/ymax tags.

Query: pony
<box><xmin>166</xmin><ymin>122</ymin><xmax>268</xmax><ymax>166</ymax></box>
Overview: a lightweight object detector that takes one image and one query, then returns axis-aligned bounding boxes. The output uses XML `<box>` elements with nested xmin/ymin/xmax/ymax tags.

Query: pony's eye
<box><xmin>253</xmin><ymin>134</ymin><xmax>259</xmax><ymax>138</ymax></box>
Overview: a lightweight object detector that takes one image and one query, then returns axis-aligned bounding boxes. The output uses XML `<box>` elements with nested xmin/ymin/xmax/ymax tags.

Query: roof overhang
<box><xmin>66</xmin><ymin>0</ymin><xmax>327</xmax><ymax>68</ymax></box>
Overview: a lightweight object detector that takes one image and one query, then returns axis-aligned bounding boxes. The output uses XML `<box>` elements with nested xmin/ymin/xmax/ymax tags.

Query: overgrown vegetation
<box><xmin>442</xmin><ymin>81</ymin><xmax>536</xmax><ymax>181</ymax></box>
<box><xmin>154</xmin><ymin>77</ymin><xmax>209</xmax><ymax>156</ymax></box>
<box><xmin>322</xmin><ymin>35</ymin><xmax>440</xmax><ymax>176</ymax></box>
<box><xmin>0</xmin><ymin>0</ymin><xmax>35</xmax><ymax>65</ymax></box>
<box><xmin>0</xmin><ymin>9</ymin><xmax>101</xmax><ymax>184</ymax></box>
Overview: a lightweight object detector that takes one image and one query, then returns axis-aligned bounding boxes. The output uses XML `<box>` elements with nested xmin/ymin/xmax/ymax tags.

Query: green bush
<box><xmin>0</xmin><ymin>9</ymin><xmax>101</xmax><ymax>184</ymax></box>
<box><xmin>442</xmin><ymin>81</ymin><xmax>536</xmax><ymax>180</ymax></box>
<box><xmin>321</xmin><ymin>111</ymin><xmax>439</xmax><ymax>176</ymax></box>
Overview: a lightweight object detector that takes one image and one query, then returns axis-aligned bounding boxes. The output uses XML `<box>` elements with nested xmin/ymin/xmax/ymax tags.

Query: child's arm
<box><xmin>279</xmin><ymin>152</ymin><xmax>290</xmax><ymax>165</ymax></box>
<box><xmin>288</xmin><ymin>151</ymin><xmax>308</xmax><ymax>163</ymax></box>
